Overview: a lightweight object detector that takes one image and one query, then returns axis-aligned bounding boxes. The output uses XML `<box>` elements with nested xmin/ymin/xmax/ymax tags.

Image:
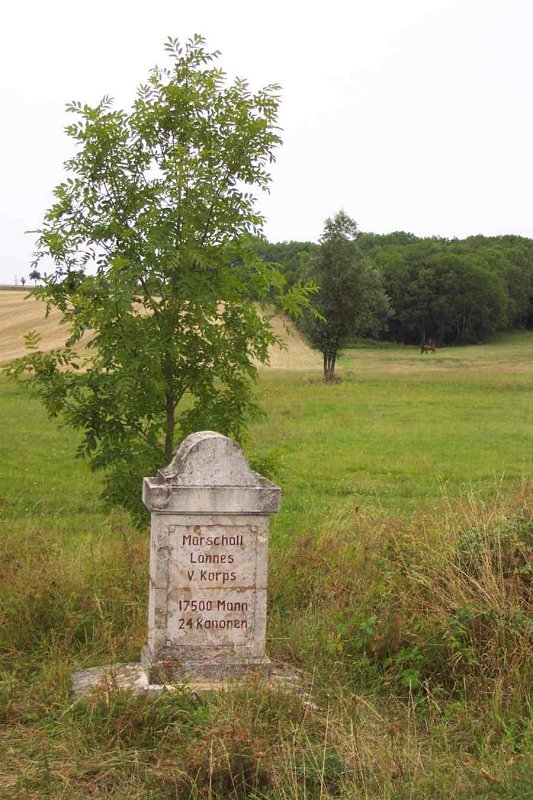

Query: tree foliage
<box><xmin>7</xmin><ymin>36</ymin><xmax>313</xmax><ymax>521</ymax></box>
<box><xmin>265</xmin><ymin>231</ymin><xmax>533</xmax><ymax>348</ymax></box>
<box><xmin>303</xmin><ymin>212</ymin><xmax>389</xmax><ymax>380</ymax></box>
<box><xmin>253</xmin><ymin>238</ymin><xmax>319</xmax><ymax>291</ymax></box>
<box><xmin>360</xmin><ymin>233</ymin><xmax>533</xmax><ymax>344</ymax></box>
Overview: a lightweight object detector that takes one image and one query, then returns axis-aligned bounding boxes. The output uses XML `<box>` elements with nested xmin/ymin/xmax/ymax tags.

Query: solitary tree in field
<box><xmin>29</xmin><ymin>269</ymin><xmax>41</xmax><ymax>286</ymax></box>
<box><xmin>305</xmin><ymin>211</ymin><xmax>389</xmax><ymax>381</ymax></box>
<box><xmin>7</xmin><ymin>36</ymin><xmax>313</xmax><ymax>519</ymax></box>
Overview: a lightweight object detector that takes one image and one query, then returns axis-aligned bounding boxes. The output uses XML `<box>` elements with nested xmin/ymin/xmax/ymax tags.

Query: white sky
<box><xmin>1</xmin><ymin>0</ymin><xmax>532</xmax><ymax>284</ymax></box>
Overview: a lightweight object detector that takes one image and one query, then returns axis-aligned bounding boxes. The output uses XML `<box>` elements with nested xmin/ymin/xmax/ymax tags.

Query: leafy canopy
<box><xmin>7</xmin><ymin>35</ymin><xmax>314</xmax><ymax>520</ymax></box>
<box><xmin>303</xmin><ymin>211</ymin><xmax>389</xmax><ymax>380</ymax></box>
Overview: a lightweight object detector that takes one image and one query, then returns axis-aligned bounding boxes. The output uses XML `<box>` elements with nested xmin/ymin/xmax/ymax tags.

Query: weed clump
<box><xmin>270</xmin><ymin>488</ymin><xmax>533</xmax><ymax>720</ymax></box>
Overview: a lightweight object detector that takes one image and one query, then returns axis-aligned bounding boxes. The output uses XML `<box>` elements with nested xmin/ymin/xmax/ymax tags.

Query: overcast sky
<box><xmin>1</xmin><ymin>0</ymin><xmax>532</xmax><ymax>284</ymax></box>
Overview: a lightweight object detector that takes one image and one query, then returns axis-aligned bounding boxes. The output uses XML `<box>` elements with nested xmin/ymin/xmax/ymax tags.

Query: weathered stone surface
<box><xmin>141</xmin><ymin>431</ymin><xmax>281</xmax><ymax>683</ymax></box>
<box><xmin>71</xmin><ymin>661</ymin><xmax>305</xmax><ymax>699</ymax></box>
<box><xmin>157</xmin><ymin>431</ymin><xmax>259</xmax><ymax>486</ymax></box>
<box><xmin>142</xmin><ymin>484</ymin><xmax>281</xmax><ymax>515</ymax></box>
<box><xmin>71</xmin><ymin>431</ymin><xmax>282</xmax><ymax>694</ymax></box>
<box><xmin>72</xmin><ymin>663</ymin><xmax>151</xmax><ymax>696</ymax></box>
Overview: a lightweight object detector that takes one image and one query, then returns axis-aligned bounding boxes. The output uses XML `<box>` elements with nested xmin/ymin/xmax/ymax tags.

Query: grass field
<box><xmin>1</xmin><ymin>332</ymin><xmax>532</xmax><ymax>798</ymax></box>
<box><xmin>253</xmin><ymin>333</ymin><xmax>533</xmax><ymax>531</ymax></box>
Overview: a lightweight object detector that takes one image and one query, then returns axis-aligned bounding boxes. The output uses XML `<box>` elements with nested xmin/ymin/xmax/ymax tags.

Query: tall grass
<box><xmin>1</xmin><ymin>486</ymin><xmax>531</xmax><ymax>797</ymax></box>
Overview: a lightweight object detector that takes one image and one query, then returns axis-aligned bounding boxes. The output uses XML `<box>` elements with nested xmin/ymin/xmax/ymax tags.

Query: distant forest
<box><xmin>256</xmin><ymin>233</ymin><xmax>533</xmax><ymax>345</ymax></box>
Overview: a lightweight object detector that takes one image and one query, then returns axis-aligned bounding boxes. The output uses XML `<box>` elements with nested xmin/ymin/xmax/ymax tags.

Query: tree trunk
<box><xmin>323</xmin><ymin>351</ymin><xmax>337</xmax><ymax>382</ymax></box>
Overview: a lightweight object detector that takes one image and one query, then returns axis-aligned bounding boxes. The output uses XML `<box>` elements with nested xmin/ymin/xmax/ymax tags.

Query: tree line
<box><xmin>256</xmin><ymin>225</ymin><xmax>533</xmax><ymax>353</ymax></box>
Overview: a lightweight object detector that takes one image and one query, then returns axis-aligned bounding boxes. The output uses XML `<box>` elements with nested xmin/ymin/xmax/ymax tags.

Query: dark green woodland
<box><xmin>256</xmin><ymin>229</ymin><xmax>533</xmax><ymax>346</ymax></box>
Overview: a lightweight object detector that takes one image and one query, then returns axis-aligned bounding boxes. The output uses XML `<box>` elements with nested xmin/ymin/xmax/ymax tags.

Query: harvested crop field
<box><xmin>0</xmin><ymin>289</ymin><xmax>321</xmax><ymax>369</ymax></box>
<box><xmin>0</xmin><ymin>290</ymin><xmax>66</xmax><ymax>364</ymax></box>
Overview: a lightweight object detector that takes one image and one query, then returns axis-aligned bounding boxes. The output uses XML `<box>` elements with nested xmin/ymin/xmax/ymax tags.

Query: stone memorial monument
<box><xmin>72</xmin><ymin>431</ymin><xmax>281</xmax><ymax>695</ymax></box>
<box><xmin>142</xmin><ymin>430</ymin><xmax>281</xmax><ymax>682</ymax></box>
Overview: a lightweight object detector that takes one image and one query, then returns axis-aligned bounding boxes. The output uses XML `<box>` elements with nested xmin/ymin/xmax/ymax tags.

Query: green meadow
<box><xmin>1</xmin><ymin>334</ymin><xmax>532</xmax><ymax>798</ymax></box>
<box><xmin>254</xmin><ymin>333</ymin><xmax>533</xmax><ymax>532</ymax></box>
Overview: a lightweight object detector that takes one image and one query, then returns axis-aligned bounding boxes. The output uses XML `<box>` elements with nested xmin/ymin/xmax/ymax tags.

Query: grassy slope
<box><xmin>1</xmin><ymin>336</ymin><xmax>532</xmax><ymax>798</ymax></box>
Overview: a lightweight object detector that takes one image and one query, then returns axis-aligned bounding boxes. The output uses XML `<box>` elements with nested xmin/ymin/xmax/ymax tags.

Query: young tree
<box><xmin>7</xmin><ymin>36</ymin><xmax>313</xmax><ymax>520</ymax></box>
<box><xmin>29</xmin><ymin>269</ymin><xmax>41</xmax><ymax>286</ymax></box>
<box><xmin>304</xmin><ymin>211</ymin><xmax>389</xmax><ymax>381</ymax></box>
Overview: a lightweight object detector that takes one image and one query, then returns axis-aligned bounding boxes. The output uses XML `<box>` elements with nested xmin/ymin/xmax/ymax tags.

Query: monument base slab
<box><xmin>71</xmin><ymin>661</ymin><xmax>304</xmax><ymax>700</ymax></box>
<box><xmin>141</xmin><ymin>645</ymin><xmax>272</xmax><ymax>683</ymax></box>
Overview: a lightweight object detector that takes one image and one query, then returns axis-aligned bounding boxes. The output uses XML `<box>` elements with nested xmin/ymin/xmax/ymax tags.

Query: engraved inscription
<box><xmin>166</xmin><ymin>523</ymin><xmax>258</xmax><ymax>647</ymax></box>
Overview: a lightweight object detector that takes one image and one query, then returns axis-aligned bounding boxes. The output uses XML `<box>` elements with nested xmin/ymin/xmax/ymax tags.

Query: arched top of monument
<box><xmin>157</xmin><ymin>431</ymin><xmax>260</xmax><ymax>487</ymax></box>
<box><xmin>144</xmin><ymin>431</ymin><xmax>281</xmax><ymax>513</ymax></box>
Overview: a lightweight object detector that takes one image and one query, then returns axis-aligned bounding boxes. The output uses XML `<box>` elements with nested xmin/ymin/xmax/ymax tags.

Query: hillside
<box><xmin>0</xmin><ymin>290</ymin><xmax>66</xmax><ymax>364</ymax></box>
<box><xmin>0</xmin><ymin>290</ymin><xmax>321</xmax><ymax>369</ymax></box>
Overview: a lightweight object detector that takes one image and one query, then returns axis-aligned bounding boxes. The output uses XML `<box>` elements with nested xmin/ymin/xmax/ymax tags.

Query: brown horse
<box><xmin>421</xmin><ymin>341</ymin><xmax>436</xmax><ymax>354</ymax></box>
